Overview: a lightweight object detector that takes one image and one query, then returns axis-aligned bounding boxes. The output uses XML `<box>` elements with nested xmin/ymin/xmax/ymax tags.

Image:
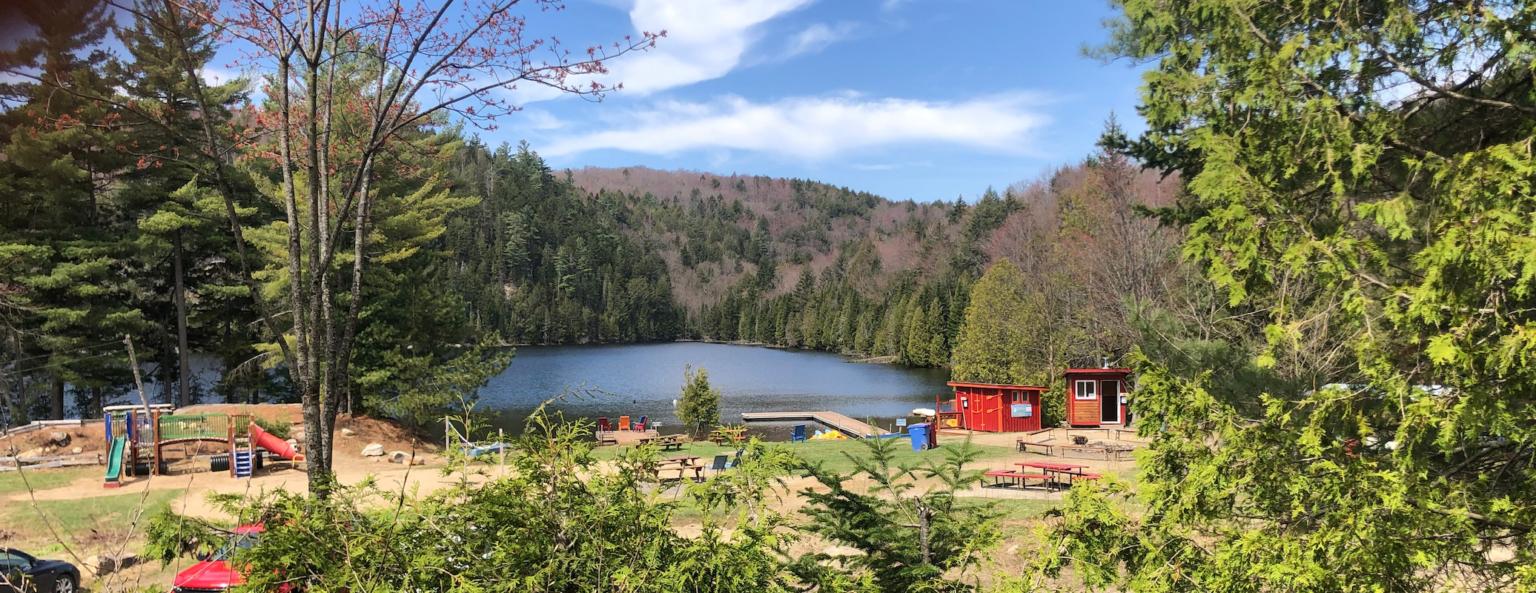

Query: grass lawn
<box><xmin>0</xmin><ymin>466</ymin><xmax>98</xmax><ymax>495</ymax></box>
<box><xmin>588</xmin><ymin>437</ymin><xmax>1019</xmax><ymax>475</ymax></box>
<box><xmin>4</xmin><ymin>488</ymin><xmax>183</xmax><ymax>540</ymax></box>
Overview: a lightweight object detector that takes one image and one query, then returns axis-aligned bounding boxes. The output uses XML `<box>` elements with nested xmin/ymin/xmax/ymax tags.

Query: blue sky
<box><xmin>478</xmin><ymin>0</ymin><xmax>1148</xmax><ymax>203</ymax></box>
<box><xmin>178</xmin><ymin>0</ymin><xmax>1139</xmax><ymax>204</ymax></box>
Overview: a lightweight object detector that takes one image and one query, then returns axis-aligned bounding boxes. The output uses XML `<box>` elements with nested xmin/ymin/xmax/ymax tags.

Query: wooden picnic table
<box><xmin>1016</xmin><ymin>461</ymin><xmax>1099</xmax><ymax>487</ymax></box>
<box><xmin>645</xmin><ymin>455</ymin><xmax>705</xmax><ymax>482</ymax></box>
<box><xmin>654</xmin><ymin>435</ymin><xmax>685</xmax><ymax>451</ymax></box>
<box><xmin>638</xmin><ymin>434</ymin><xmax>685</xmax><ymax>450</ymax></box>
<box><xmin>1017</xmin><ymin>461</ymin><xmax>1090</xmax><ymax>473</ymax></box>
<box><xmin>708</xmin><ymin>428</ymin><xmax>747</xmax><ymax>445</ymax></box>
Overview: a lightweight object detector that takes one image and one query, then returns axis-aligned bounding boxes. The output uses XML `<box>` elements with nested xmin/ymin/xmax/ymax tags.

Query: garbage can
<box><xmin>908</xmin><ymin>423</ymin><xmax>931</xmax><ymax>451</ymax></box>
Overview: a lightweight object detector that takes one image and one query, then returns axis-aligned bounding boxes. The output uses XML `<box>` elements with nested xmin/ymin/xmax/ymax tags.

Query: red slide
<box><xmin>249</xmin><ymin>423</ymin><xmax>304</xmax><ymax>461</ymax></box>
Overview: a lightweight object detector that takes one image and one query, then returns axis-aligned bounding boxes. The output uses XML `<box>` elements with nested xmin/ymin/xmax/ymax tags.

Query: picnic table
<box><xmin>642</xmin><ymin>434</ymin><xmax>685</xmax><ymax>451</ymax></box>
<box><xmin>708</xmin><ymin>428</ymin><xmax>747</xmax><ymax>445</ymax></box>
<box><xmin>1017</xmin><ymin>461</ymin><xmax>1101</xmax><ymax>487</ymax></box>
<box><xmin>639</xmin><ymin>455</ymin><xmax>705</xmax><ymax>482</ymax></box>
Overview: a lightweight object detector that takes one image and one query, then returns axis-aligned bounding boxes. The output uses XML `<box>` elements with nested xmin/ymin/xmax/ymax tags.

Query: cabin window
<box><xmin>1012</xmin><ymin>390</ymin><xmax>1026</xmax><ymax>403</ymax></box>
<box><xmin>1075</xmin><ymin>380</ymin><xmax>1097</xmax><ymax>400</ymax></box>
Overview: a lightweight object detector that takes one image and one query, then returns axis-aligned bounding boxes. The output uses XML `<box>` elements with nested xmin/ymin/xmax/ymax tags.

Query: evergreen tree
<box><xmin>677</xmin><ymin>364</ymin><xmax>720</xmax><ymax>435</ymax></box>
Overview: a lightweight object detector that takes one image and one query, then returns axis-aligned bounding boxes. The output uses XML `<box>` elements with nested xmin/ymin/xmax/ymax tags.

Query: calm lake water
<box><xmin>477</xmin><ymin>342</ymin><xmax>951</xmax><ymax>439</ymax></box>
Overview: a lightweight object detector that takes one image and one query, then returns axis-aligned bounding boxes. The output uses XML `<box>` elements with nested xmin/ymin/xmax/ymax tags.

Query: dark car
<box><xmin>0</xmin><ymin>549</ymin><xmax>79</xmax><ymax>593</ymax></box>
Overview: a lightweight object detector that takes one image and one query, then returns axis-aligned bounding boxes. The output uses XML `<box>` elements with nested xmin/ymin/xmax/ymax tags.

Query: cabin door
<box><xmin>1100</xmin><ymin>380</ymin><xmax>1121</xmax><ymax>424</ymax></box>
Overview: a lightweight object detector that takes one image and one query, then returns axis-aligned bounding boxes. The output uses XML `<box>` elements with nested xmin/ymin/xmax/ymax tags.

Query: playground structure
<box><xmin>104</xmin><ymin>407</ymin><xmax>302</xmax><ymax>488</ymax></box>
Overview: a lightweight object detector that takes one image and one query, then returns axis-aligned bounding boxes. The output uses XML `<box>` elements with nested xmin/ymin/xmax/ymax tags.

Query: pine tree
<box><xmin>0</xmin><ymin>0</ymin><xmax>141</xmax><ymax>418</ymax></box>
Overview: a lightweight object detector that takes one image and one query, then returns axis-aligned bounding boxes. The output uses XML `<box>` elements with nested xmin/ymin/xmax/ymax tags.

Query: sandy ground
<box><xmin>4</xmin><ymin>421</ymin><xmax>1144</xmax><ymax>591</ymax></box>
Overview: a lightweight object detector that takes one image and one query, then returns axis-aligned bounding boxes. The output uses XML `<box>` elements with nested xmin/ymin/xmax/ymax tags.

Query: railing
<box><xmin>158</xmin><ymin>413</ymin><xmax>231</xmax><ymax>441</ymax></box>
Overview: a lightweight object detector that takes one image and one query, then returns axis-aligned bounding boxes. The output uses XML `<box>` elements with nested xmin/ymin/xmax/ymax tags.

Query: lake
<box><xmin>476</xmin><ymin>342</ymin><xmax>951</xmax><ymax>439</ymax></box>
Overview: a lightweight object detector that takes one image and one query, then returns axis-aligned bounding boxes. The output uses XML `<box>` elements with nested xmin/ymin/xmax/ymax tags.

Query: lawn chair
<box><xmin>635</xmin><ymin>415</ymin><xmax>648</xmax><ymax>431</ymax></box>
<box><xmin>709</xmin><ymin>454</ymin><xmax>730</xmax><ymax>475</ymax></box>
<box><xmin>791</xmin><ymin>424</ymin><xmax>807</xmax><ymax>443</ymax></box>
<box><xmin>726</xmin><ymin>447</ymin><xmax>744</xmax><ymax>468</ymax></box>
<box><xmin>597</xmin><ymin>417</ymin><xmax>612</xmax><ymax>432</ymax></box>
<box><xmin>618</xmin><ymin>416</ymin><xmax>631</xmax><ymax>431</ymax></box>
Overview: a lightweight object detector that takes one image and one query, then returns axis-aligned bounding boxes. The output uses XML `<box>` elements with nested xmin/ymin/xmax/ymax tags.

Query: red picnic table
<box><xmin>1016</xmin><ymin>461</ymin><xmax>1102</xmax><ymax>487</ymax></box>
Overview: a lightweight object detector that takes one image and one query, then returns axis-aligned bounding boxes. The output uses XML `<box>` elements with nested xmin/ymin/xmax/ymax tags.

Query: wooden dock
<box><xmin>741</xmin><ymin>411</ymin><xmax>888</xmax><ymax>438</ymax></box>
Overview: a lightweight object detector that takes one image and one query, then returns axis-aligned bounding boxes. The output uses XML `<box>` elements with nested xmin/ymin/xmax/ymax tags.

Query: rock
<box><xmin>361</xmin><ymin>443</ymin><xmax>385</xmax><ymax>457</ymax></box>
<box><xmin>19</xmin><ymin>448</ymin><xmax>44</xmax><ymax>459</ymax></box>
<box><xmin>46</xmin><ymin>431</ymin><xmax>71</xmax><ymax>447</ymax></box>
<box><xmin>411</xmin><ymin>456</ymin><xmax>426</xmax><ymax>466</ymax></box>
<box><xmin>388</xmin><ymin>450</ymin><xmax>411</xmax><ymax>464</ymax></box>
<box><xmin>71</xmin><ymin>446</ymin><xmax>83</xmax><ymax>454</ymax></box>
<box><xmin>820</xmin><ymin>546</ymin><xmax>864</xmax><ymax>557</ymax></box>
<box><xmin>85</xmin><ymin>553</ymin><xmax>137</xmax><ymax>576</ymax></box>
<box><xmin>340</xmin><ymin>428</ymin><xmax>355</xmax><ymax>437</ymax></box>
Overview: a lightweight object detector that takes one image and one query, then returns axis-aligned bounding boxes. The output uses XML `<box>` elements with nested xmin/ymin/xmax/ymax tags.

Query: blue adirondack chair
<box><xmin>791</xmin><ymin>424</ymin><xmax>807</xmax><ymax>443</ymax></box>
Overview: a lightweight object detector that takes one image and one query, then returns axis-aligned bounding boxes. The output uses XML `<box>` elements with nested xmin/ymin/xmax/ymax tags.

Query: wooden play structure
<box><xmin>104</xmin><ymin>408</ymin><xmax>301</xmax><ymax>488</ymax></box>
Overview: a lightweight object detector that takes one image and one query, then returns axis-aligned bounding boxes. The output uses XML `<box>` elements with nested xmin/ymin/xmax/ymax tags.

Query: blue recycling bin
<box><xmin>908</xmin><ymin>423</ymin><xmax>931</xmax><ymax>451</ymax></box>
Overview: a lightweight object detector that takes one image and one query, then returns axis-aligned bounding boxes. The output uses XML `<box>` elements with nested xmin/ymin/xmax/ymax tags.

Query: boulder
<box><xmin>45</xmin><ymin>431</ymin><xmax>71</xmax><ymax>447</ymax></box>
<box><xmin>340</xmin><ymin>428</ymin><xmax>355</xmax><ymax>437</ymax></box>
<box><xmin>361</xmin><ymin>443</ymin><xmax>385</xmax><ymax>457</ymax></box>
<box><xmin>388</xmin><ymin>450</ymin><xmax>410</xmax><ymax>464</ymax></box>
<box><xmin>71</xmin><ymin>447</ymin><xmax>83</xmax><ymax>454</ymax></box>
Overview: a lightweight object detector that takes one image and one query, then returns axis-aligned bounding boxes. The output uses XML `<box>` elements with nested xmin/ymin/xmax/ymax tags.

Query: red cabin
<box><xmin>936</xmin><ymin>382</ymin><xmax>1047</xmax><ymax>433</ymax></box>
<box><xmin>1063</xmin><ymin>368</ymin><xmax>1132</xmax><ymax>427</ymax></box>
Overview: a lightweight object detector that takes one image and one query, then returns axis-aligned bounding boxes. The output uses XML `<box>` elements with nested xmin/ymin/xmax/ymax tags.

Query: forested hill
<box><xmin>442</xmin><ymin>139</ymin><xmax>1183</xmax><ymax>376</ymax></box>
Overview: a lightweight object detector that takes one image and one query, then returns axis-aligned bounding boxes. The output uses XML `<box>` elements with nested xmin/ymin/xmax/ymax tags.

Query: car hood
<box><xmin>174</xmin><ymin>560</ymin><xmax>245</xmax><ymax>590</ymax></box>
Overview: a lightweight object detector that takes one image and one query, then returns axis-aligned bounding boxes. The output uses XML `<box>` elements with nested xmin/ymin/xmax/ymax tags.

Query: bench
<box><xmin>983</xmin><ymin>470</ymin><xmax>1053</xmax><ymax>490</ymax></box>
<box><xmin>1016</xmin><ymin>440</ymin><xmax>1055</xmax><ymax>455</ymax></box>
<box><xmin>1057</xmin><ymin>444</ymin><xmax>1110</xmax><ymax>459</ymax></box>
<box><xmin>1067</xmin><ymin>472</ymin><xmax>1103</xmax><ymax>486</ymax></box>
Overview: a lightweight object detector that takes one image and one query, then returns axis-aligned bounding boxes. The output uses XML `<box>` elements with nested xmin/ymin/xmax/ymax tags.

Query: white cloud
<box><xmin>198</xmin><ymin>67</ymin><xmax>241</xmax><ymax>86</ymax></box>
<box><xmin>610</xmin><ymin>0</ymin><xmax>816</xmax><ymax>94</ymax></box>
<box><xmin>784</xmin><ymin>22</ymin><xmax>859</xmax><ymax>59</ymax></box>
<box><xmin>544</xmin><ymin>93</ymin><xmax>1048</xmax><ymax>159</ymax></box>
<box><xmin>505</xmin><ymin>0</ymin><xmax>813</xmax><ymax>104</ymax></box>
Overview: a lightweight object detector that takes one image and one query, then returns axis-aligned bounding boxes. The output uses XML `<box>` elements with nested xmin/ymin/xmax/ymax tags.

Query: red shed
<box><xmin>1063</xmin><ymin>368</ymin><xmax>1132</xmax><ymax>427</ymax></box>
<box><xmin>937</xmin><ymin>382</ymin><xmax>1047</xmax><ymax>433</ymax></box>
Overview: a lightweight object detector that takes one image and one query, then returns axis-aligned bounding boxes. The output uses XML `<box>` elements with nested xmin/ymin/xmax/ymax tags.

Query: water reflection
<box><xmin>478</xmin><ymin>342</ymin><xmax>950</xmax><ymax>438</ymax></box>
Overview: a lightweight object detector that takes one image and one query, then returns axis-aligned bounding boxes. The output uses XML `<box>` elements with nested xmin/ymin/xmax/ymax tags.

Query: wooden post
<box><xmin>151</xmin><ymin>410</ymin><xmax>162</xmax><ymax>475</ymax></box>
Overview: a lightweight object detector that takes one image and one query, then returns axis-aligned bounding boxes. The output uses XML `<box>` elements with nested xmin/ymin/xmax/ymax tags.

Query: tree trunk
<box><xmin>160</xmin><ymin>331</ymin><xmax>174</xmax><ymax>405</ymax></box>
<box><xmin>50</xmin><ymin>377</ymin><xmax>64</xmax><ymax>420</ymax></box>
<box><xmin>174</xmin><ymin>230</ymin><xmax>191</xmax><ymax>408</ymax></box>
<box><xmin>91</xmin><ymin>385</ymin><xmax>102</xmax><ymax>419</ymax></box>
